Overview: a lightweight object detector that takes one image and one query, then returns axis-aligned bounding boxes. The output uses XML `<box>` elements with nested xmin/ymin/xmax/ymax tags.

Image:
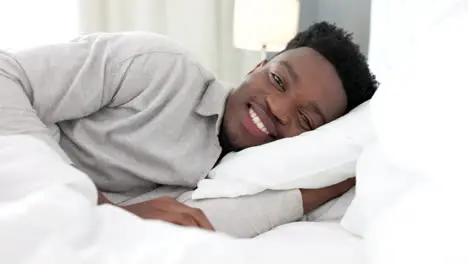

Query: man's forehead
<box><xmin>272</xmin><ymin>47</ymin><xmax>340</xmax><ymax>84</ymax></box>
<box><xmin>273</xmin><ymin>47</ymin><xmax>317</xmax><ymax>61</ymax></box>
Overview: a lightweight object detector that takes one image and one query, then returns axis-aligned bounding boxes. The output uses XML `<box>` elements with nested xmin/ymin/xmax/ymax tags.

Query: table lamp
<box><xmin>233</xmin><ymin>0</ymin><xmax>300</xmax><ymax>60</ymax></box>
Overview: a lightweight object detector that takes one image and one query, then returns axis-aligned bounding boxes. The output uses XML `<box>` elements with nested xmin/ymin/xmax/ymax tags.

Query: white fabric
<box><xmin>366</xmin><ymin>182</ymin><xmax>468</xmax><ymax>264</ymax></box>
<box><xmin>341</xmin><ymin>0</ymin><xmax>468</xmax><ymax>238</ymax></box>
<box><xmin>0</xmin><ymin>135</ymin><xmax>229</xmax><ymax>263</ymax></box>
<box><xmin>254</xmin><ymin>222</ymin><xmax>363</xmax><ymax>264</ymax></box>
<box><xmin>0</xmin><ymin>134</ymin><xmax>362</xmax><ymax>263</ymax></box>
<box><xmin>341</xmin><ymin>0</ymin><xmax>468</xmax><ymax>262</ymax></box>
<box><xmin>341</xmin><ymin>144</ymin><xmax>422</xmax><ymax>236</ymax></box>
<box><xmin>193</xmin><ymin>101</ymin><xmax>374</xmax><ymax>200</ymax></box>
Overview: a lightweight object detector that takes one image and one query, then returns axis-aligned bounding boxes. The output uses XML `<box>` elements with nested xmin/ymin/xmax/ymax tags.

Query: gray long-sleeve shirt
<box><xmin>0</xmin><ymin>32</ymin><xmax>302</xmax><ymax>237</ymax></box>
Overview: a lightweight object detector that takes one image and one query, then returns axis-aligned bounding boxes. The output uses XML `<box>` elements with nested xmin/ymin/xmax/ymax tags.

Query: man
<box><xmin>0</xmin><ymin>22</ymin><xmax>377</xmax><ymax>237</ymax></box>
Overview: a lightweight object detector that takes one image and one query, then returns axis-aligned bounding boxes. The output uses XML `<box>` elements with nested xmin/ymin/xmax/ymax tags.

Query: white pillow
<box><xmin>192</xmin><ymin>101</ymin><xmax>374</xmax><ymax>200</ymax></box>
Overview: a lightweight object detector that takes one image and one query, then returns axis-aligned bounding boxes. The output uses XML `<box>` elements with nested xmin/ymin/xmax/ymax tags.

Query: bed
<box><xmin>2</xmin><ymin>0</ymin><xmax>467</xmax><ymax>263</ymax></box>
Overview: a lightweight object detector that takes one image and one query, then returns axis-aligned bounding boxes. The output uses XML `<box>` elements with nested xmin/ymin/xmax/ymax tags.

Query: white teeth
<box><xmin>249</xmin><ymin>108</ymin><xmax>270</xmax><ymax>135</ymax></box>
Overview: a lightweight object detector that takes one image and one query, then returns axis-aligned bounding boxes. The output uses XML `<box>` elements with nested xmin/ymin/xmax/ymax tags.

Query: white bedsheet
<box><xmin>254</xmin><ymin>222</ymin><xmax>363</xmax><ymax>264</ymax></box>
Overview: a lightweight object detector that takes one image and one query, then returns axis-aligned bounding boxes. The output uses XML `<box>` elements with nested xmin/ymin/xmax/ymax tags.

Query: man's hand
<box><xmin>120</xmin><ymin>197</ymin><xmax>215</xmax><ymax>231</ymax></box>
<box><xmin>300</xmin><ymin>178</ymin><xmax>356</xmax><ymax>213</ymax></box>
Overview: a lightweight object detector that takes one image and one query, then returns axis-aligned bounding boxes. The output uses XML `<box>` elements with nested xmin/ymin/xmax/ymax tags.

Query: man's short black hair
<box><xmin>279</xmin><ymin>21</ymin><xmax>378</xmax><ymax>112</ymax></box>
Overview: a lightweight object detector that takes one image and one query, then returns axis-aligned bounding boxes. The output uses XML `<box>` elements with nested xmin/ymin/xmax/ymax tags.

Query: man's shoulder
<box><xmin>106</xmin><ymin>32</ymin><xmax>186</xmax><ymax>56</ymax></box>
<box><xmin>89</xmin><ymin>32</ymin><xmax>215</xmax><ymax>80</ymax></box>
<box><xmin>76</xmin><ymin>32</ymin><xmax>182</xmax><ymax>52</ymax></box>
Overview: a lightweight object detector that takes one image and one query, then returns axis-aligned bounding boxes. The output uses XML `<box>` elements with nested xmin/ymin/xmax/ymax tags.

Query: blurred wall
<box><xmin>299</xmin><ymin>0</ymin><xmax>372</xmax><ymax>55</ymax></box>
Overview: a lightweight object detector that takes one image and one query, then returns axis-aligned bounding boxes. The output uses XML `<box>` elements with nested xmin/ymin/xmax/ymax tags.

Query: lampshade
<box><xmin>233</xmin><ymin>0</ymin><xmax>300</xmax><ymax>52</ymax></box>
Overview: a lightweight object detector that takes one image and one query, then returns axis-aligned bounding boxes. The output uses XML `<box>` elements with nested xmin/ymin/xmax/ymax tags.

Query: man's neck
<box><xmin>215</xmin><ymin>123</ymin><xmax>234</xmax><ymax>166</ymax></box>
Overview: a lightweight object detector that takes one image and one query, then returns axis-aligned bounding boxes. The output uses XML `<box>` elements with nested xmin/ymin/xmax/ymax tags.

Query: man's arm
<box><xmin>0</xmin><ymin>35</ymin><xmax>125</xmax><ymax>163</ymax></box>
<box><xmin>114</xmin><ymin>178</ymin><xmax>355</xmax><ymax>237</ymax></box>
<box><xmin>175</xmin><ymin>179</ymin><xmax>355</xmax><ymax>238</ymax></box>
<box><xmin>0</xmin><ymin>33</ymin><xmax>181</xmax><ymax>161</ymax></box>
<box><xmin>300</xmin><ymin>178</ymin><xmax>356</xmax><ymax>213</ymax></box>
<box><xmin>1</xmin><ymin>34</ymin><xmax>167</xmax><ymax>204</ymax></box>
<box><xmin>98</xmin><ymin>192</ymin><xmax>112</xmax><ymax>205</ymax></box>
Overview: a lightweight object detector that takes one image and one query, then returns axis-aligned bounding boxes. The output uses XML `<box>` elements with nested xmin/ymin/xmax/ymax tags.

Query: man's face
<box><xmin>221</xmin><ymin>47</ymin><xmax>347</xmax><ymax>150</ymax></box>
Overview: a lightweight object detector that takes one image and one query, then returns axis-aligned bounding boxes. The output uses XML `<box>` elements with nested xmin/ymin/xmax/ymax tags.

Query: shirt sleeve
<box><xmin>0</xmin><ymin>33</ymin><xmax>181</xmax><ymax>163</ymax></box>
<box><xmin>0</xmin><ymin>34</ymin><xmax>122</xmax><ymax>163</ymax></box>
<box><xmin>178</xmin><ymin>189</ymin><xmax>304</xmax><ymax>238</ymax></box>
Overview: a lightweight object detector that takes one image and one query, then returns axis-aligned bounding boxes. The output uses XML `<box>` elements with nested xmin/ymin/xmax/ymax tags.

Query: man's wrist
<box><xmin>300</xmin><ymin>178</ymin><xmax>355</xmax><ymax>213</ymax></box>
<box><xmin>300</xmin><ymin>188</ymin><xmax>336</xmax><ymax>213</ymax></box>
<box><xmin>98</xmin><ymin>191</ymin><xmax>113</xmax><ymax>205</ymax></box>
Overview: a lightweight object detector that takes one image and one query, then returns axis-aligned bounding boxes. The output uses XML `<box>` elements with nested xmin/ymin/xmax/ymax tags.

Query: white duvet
<box><xmin>0</xmin><ymin>135</ymin><xmax>228</xmax><ymax>263</ymax></box>
<box><xmin>0</xmin><ymin>135</ymin><xmax>363</xmax><ymax>264</ymax></box>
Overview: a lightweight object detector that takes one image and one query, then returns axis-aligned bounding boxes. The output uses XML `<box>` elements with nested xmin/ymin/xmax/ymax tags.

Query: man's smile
<box><xmin>242</xmin><ymin>102</ymin><xmax>277</xmax><ymax>143</ymax></box>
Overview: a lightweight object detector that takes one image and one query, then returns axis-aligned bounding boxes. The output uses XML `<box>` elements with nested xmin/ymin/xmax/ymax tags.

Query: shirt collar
<box><xmin>195</xmin><ymin>80</ymin><xmax>234</xmax><ymax>135</ymax></box>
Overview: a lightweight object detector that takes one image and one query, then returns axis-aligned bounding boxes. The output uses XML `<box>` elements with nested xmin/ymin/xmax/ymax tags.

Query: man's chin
<box><xmin>223</xmin><ymin>136</ymin><xmax>245</xmax><ymax>152</ymax></box>
<box><xmin>219</xmin><ymin>123</ymin><xmax>268</xmax><ymax>153</ymax></box>
<box><xmin>222</xmin><ymin>134</ymin><xmax>255</xmax><ymax>153</ymax></box>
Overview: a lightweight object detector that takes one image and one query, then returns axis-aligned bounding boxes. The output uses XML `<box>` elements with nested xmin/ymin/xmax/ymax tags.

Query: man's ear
<box><xmin>247</xmin><ymin>60</ymin><xmax>267</xmax><ymax>75</ymax></box>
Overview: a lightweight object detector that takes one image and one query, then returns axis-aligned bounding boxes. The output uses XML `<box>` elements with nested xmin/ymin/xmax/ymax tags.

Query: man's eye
<box><xmin>271</xmin><ymin>73</ymin><xmax>285</xmax><ymax>91</ymax></box>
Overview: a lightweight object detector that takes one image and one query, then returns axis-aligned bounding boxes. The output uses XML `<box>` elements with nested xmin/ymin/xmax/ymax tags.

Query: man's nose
<box><xmin>265</xmin><ymin>93</ymin><xmax>294</xmax><ymax>126</ymax></box>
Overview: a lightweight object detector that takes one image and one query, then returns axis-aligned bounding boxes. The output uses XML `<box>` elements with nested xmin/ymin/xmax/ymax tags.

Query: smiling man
<box><xmin>223</xmin><ymin>49</ymin><xmax>347</xmax><ymax>150</ymax></box>
<box><xmin>0</xmin><ymin>22</ymin><xmax>377</xmax><ymax>237</ymax></box>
